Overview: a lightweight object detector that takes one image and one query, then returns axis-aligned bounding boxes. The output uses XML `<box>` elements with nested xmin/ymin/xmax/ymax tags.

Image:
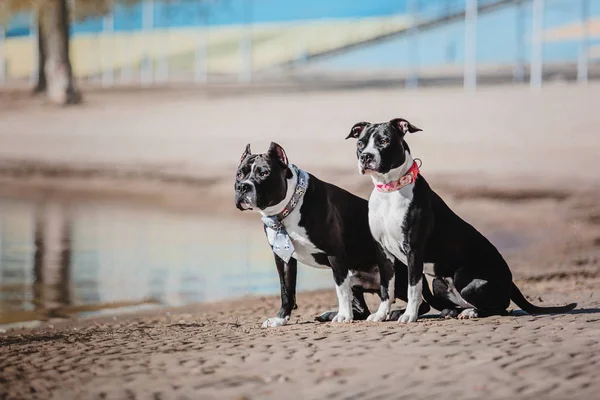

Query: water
<box><xmin>0</xmin><ymin>197</ymin><xmax>333</xmax><ymax>327</ymax></box>
<box><xmin>0</xmin><ymin>195</ymin><xmax>525</xmax><ymax>328</ymax></box>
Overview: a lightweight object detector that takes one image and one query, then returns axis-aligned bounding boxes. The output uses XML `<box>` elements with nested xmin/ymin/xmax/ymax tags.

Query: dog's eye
<box><xmin>379</xmin><ymin>138</ymin><xmax>389</xmax><ymax>146</ymax></box>
<box><xmin>237</xmin><ymin>171</ymin><xmax>244</xmax><ymax>180</ymax></box>
<box><xmin>259</xmin><ymin>170</ymin><xmax>269</xmax><ymax>177</ymax></box>
<box><xmin>357</xmin><ymin>142</ymin><xmax>365</xmax><ymax>150</ymax></box>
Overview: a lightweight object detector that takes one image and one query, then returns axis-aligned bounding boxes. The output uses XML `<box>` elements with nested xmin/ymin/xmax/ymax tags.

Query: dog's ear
<box><xmin>346</xmin><ymin>122</ymin><xmax>369</xmax><ymax>140</ymax></box>
<box><xmin>240</xmin><ymin>143</ymin><xmax>252</xmax><ymax>163</ymax></box>
<box><xmin>390</xmin><ymin>118</ymin><xmax>422</xmax><ymax>135</ymax></box>
<box><xmin>268</xmin><ymin>142</ymin><xmax>289</xmax><ymax>166</ymax></box>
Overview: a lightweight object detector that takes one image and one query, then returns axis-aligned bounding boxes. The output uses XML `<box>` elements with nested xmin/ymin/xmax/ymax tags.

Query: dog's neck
<box><xmin>370</xmin><ymin>151</ymin><xmax>414</xmax><ymax>186</ymax></box>
<box><xmin>260</xmin><ymin>167</ymin><xmax>298</xmax><ymax>217</ymax></box>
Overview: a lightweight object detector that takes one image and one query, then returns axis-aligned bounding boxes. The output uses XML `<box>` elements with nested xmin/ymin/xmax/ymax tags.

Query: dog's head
<box><xmin>345</xmin><ymin>118</ymin><xmax>422</xmax><ymax>175</ymax></box>
<box><xmin>234</xmin><ymin>142</ymin><xmax>293</xmax><ymax>211</ymax></box>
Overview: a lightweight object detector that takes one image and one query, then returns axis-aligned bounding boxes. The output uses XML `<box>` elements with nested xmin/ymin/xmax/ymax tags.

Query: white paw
<box><xmin>261</xmin><ymin>316</ymin><xmax>289</xmax><ymax>328</ymax></box>
<box><xmin>458</xmin><ymin>308</ymin><xmax>478</xmax><ymax>320</ymax></box>
<box><xmin>398</xmin><ymin>311</ymin><xmax>418</xmax><ymax>324</ymax></box>
<box><xmin>332</xmin><ymin>311</ymin><xmax>353</xmax><ymax>323</ymax></box>
<box><xmin>367</xmin><ymin>312</ymin><xmax>388</xmax><ymax>322</ymax></box>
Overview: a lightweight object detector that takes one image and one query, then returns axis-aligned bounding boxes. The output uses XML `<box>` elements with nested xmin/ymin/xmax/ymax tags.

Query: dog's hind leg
<box><xmin>315</xmin><ymin>286</ymin><xmax>370</xmax><ymax>322</ymax></box>
<box><xmin>431</xmin><ymin>277</ymin><xmax>465</xmax><ymax>317</ymax></box>
<box><xmin>351</xmin><ymin>286</ymin><xmax>371</xmax><ymax>320</ymax></box>
<box><xmin>456</xmin><ymin>273</ymin><xmax>511</xmax><ymax>319</ymax></box>
<box><xmin>440</xmin><ymin>308</ymin><xmax>464</xmax><ymax>319</ymax></box>
<box><xmin>388</xmin><ymin>302</ymin><xmax>431</xmax><ymax>320</ymax></box>
<box><xmin>314</xmin><ymin>311</ymin><xmax>336</xmax><ymax>322</ymax></box>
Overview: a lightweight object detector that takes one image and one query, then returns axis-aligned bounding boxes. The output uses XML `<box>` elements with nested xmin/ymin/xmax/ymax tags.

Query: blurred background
<box><xmin>0</xmin><ymin>0</ymin><xmax>598</xmax><ymax>92</ymax></box>
<box><xmin>0</xmin><ymin>0</ymin><xmax>598</xmax><ymax>328</ymax></box>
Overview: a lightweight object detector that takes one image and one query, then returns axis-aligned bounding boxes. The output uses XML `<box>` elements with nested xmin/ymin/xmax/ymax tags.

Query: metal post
<box><xmin>120</xmin><ymin>11</ymin><xmax>134</xmax><ymax>84</ymax></box>
<box><xmin>121</xmin><ymin>63</ymin><xmax>134</xmax><ymax>83</ymax></box>
<box><xmin>530</xmin><ymin>0</ymin><xmax>544</xmax><ymax>89</ymax></box>
<box><xmin>156</xmin><ymin>34</ymin><xmax>170</xmax><ymax>83</ymax></box>
<box><xmin>406</xmin><ymin>0</ymin><xmax>419</xmax><ymax>89</ymax></box>
<box><xmin>239</xmin><ymin>0</ymin><xmax>253</xmax><ymax>83</ymax></box>
<box><xmin>464</xmin><ymin>0</ymin><xmax>478</xmax><ymax>90</ymax></box>
<box><xmin>514</xmin><ymin>0</ymin><xmax>526</xmax><ymax>82</ymax></box>
<box><xmin>102</xmin><ymin>12</ymin><xmax>115</xmax><ymax>87</ymax></box>
<box><xmin>155</xmin><ymin>7</ymin><xmax>169</xmax><ymax>84</ymax></box>
<box><xmin>194</xmin><ymin>2</ymin><xmax>209</xmax><ymax>83</ymax></box>
<box><xmin>0</xmin><ymin>25</ymin><xmax>6</xmax><ymax>85</ymax></box>
<box><xmin>194</xmin><ymin>29</ymin><xmax>208</xmax><ymax>83</ymax></box>
<box><xmin>141</xmin><ymin>0</ymin><xmax>155</xmax><ymax>86</ymax></box>
<box><xmin>577</xmin><ymin>0</ymin><xmax>590</xmax><ymax>84</ymax></box>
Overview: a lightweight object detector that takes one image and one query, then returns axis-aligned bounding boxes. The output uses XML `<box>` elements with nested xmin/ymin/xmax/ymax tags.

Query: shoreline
<box><xmin>1</xmin><ymin>266</ymin><xmax>594</xmax><ymax>333</ymax></box>
<box><xmin>0</xmin><ymin>162</ymin><xmax>599</xmax><ymax>332</ymax></box>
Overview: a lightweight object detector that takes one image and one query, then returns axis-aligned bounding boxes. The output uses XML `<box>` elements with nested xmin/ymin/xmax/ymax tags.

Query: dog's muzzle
<box><xmin>358</xmin><ymin>152</ymin><xmax>378</xmax><ymax>174</ymax></box>
<box><xmin>235</xmin><ymin>182</ymin><xmax>256</xmax><ymax>211</ymax></box>
<box><xmin>235</xmin><ymin>197</ymin><xmax>253</xmax><ymax>210</ymax></box>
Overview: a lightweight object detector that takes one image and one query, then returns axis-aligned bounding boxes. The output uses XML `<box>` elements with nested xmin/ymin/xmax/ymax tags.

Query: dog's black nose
<box><xmin>237</xmin><ymin>182</ymin><xmax>252</xmax><ymax>194</ymax></box>
<box><xmin>360</xmin><ymin>153</ymin><xmax>374</xmax><ymax>164</ymax></box>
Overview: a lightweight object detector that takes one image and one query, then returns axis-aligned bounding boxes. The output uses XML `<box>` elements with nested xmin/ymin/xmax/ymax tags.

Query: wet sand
<box><xmin>1</xmin><ymin>84</ymin><xmax>600</xmax><ymax>399</ymax></box>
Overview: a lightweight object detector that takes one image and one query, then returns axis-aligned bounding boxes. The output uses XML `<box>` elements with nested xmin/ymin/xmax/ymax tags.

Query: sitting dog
<box><xmin>234</xmin><ymin>142</ymin><xmax>431</xmax><ymax>327</ymax></box>
<box><xmin>346</xmin><ymin>119</ymin><xmax>577</xmax><ymax>323</ymax></box>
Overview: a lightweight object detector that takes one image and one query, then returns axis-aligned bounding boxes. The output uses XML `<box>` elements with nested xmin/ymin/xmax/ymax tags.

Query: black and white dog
<box><xmin>234</xmin><ymin>142</ymin><xmax>431</xmax><ymax>327</ymax></box>
<box><xmin>346</xmin><ymin>119</ymin><xmax>577</xmax><ymax>323</ymax></box>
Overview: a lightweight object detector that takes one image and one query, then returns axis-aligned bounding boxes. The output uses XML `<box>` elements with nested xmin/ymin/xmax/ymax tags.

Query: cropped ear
<box><xmin>390</xmin><ymin>118</ymin><xmax>422</xmax><ymax>135</ymax></box>
<box><xmin>268</xmin><ymin>142</ymin><xmax>289</xmax><ymax>166</ymax></box>
<box><xmin>346</xmin><ymin>122</ymin><xmax>369</xmax><ymax>140</ymax></box>
<box><xmin>240</xmin><ymin>143</ymin><xmax>252</xmax><ymax>163</ymax></box>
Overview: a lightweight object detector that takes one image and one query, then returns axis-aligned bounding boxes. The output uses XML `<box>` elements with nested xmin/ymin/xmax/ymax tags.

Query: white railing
<box><xmin>0</xmin><ymin>0</ymin><xmax>594</xmax><ymax>91</ymax></box>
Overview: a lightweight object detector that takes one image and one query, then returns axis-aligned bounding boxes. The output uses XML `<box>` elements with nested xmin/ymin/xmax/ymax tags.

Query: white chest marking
<box><xmin>368</xmin><ymin>184</ymin><xmax>414</xmax><ymax>265</ymax></box>
<box><xmin>265</xmin><ymin>195</ymin><xmax>328</xmax><ymax>269</ymax></box>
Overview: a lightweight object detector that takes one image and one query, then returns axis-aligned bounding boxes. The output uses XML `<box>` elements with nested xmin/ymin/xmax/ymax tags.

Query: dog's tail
<box><xmin>511</xmin><ymin>282</ymin><xmax>576</xmax><ymax>314</ymax></box>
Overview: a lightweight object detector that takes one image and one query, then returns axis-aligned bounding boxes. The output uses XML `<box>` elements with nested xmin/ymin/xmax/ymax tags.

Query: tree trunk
<box><xmin>32</xmin><ymin>11</ymin><xmax>48</xmax><ymax>94</ymax></box>
<box><xmin>39</xmin><ymin>0</ymin><xmax>82</xmax><ymax>105</ymax></box>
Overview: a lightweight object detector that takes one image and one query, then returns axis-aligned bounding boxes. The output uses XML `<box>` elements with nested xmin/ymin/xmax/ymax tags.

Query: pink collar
<box><xmin>375</xmin><ymin>161</ymin><xmax>420</xmax><ymax>193</ymax></box>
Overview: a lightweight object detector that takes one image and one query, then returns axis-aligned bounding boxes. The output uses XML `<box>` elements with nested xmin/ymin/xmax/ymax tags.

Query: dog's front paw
<box><xmin>398</xmin><ymin>311</ymin><xmax>419</xmax><ymax>324</ymax></box>
<box><xmin>332</xmin><ymin>311</ymin><xmax>353</xmax><ymax>323</ymax></box>
<box><xmin>366</xmin><ymin>311</ymin><xmax>388</xmax><ymax>322</ymax></box>
<box><xmin>457</xmin><ymin>308</ymin><xmax>479</xmax><ymax>320</ymax></box>
<box><xmin>261</xmin><ymin>316</ymin><xmax>289</xmax><ymax>328</ymax></box>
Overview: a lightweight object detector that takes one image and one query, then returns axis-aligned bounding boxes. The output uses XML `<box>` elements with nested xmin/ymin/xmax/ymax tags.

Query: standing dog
<box><xmin>346</xmin><ymin>119</ymin><xmax>576</xmax><ymax>323</ymax></box>
<box><xmin>234</xmin><ymin>142</ymin><xmax>430</xmax><ymax>327</ymax></box>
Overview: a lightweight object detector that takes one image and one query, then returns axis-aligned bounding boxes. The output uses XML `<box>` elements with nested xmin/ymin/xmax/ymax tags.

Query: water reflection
<box><xmin>0</xmin><ymin>197</ymin><xmax>525</xmax><ymax>327</ymax></box>
<box><xmin>0</xmin><ymin>198</ymin><xmax>333</xmax><ymax>326</ymax></box>
<box><xmin>33</xmin><ymin>202</ymin><xmax>72</xmax><ymax>312</ymax></box>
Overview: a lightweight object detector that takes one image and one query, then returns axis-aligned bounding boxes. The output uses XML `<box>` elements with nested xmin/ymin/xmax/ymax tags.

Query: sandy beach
<box><xmin>2</xmin><ymin>269</ymin><xmax>600</xmax><ymax>400</ymax></box>
<box><xmin>1</xmin><ymin>83</ymin><xmax>600</xmax><ymax>399</ymax></box>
